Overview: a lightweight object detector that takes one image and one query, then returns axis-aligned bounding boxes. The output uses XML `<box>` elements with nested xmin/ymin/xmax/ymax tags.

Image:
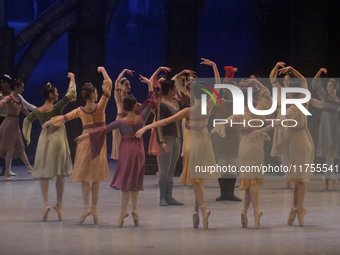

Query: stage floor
<box><xmin>1</xmin><ymin>162</ymin><xmax>340</xmax><ymax>255</ymax></box>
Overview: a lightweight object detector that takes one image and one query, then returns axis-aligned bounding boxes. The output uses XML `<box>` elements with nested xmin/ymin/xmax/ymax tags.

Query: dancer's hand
<box><xmin>124</xmin><ymin>69</ymin><xmax>135</xmax><ymax>76</ymax></box>
<box><xmin>42</xmin><ymin>121</ymin><xmax>51</xmax><ymax>131</ymax></box>
<box><xmin>97</xmin><ymin>66</ymin><xmax>105</xmax><ymax>73</ymax></box>
<box><xmin>180</xmin><ymin>69</ymin><xmax>196</xmax><ymax>76</ymax></box>
<box><xmin>320</xmin><ymin>68</ymin><xmax>328</xmax><ymax>74</ymax></box>
<box><xmin>200</xmin><ymin>58</ymin><xmax>215</xmax><ymax>66</ymax></box>
<box><xmin>139</xmin><ymin>75</ymin><xmax>150</xmax><ymax>84</ymax></box>
<box><xmin>210</xmin><ymin>127</ymin><xmax>217</xmax><ymax>135</ymax></box>
<box><xmin>243</xmin><ymin>78</ymin><xmax>259</xmax><ymax>87</ymax></box>
<box><xmin>248</xmin><ymin>130</ymin><xmax>262</xmax><ymax>139</ymax></box>
<box><xmin>160</xmin><ymin>143</ymin><xmax>169</xmax><ymax>153</ymax></box>
<box><xmin>74</xmin><ymin>133</ymin><xmax>89</xmax><ymax>144</ymax></box>
<box><xmin>67</xmin><ymin>72</ymin><xmax>75</xmax><ymax>78</ymax></box>
<box><xmin>135</xmin><ymin>127</ymin><xmax>147</xmax><ymax>138</ymax></box>
<box><xmin>263</xmin><ymin>132</ymin><xmax>271</xmax><ymax>141</ymax></box>
<box><xmin>159</xmin><ymin>67</ymin><xmax>171</xmax><ymax>73</ymax></box>
<box><xmin>233</xmin><ymin>67</ymin><xmax>238</xmax><ymax>72</ymax></box>
<box><xmin>278</xmin><ymin>66</ymin><xmax>292</xmax><ymax>75</ymax></box>
<box><xmin>276</xmin><ymin>62</ymin><xmax>286</xmax><ymax>68</ymax></box>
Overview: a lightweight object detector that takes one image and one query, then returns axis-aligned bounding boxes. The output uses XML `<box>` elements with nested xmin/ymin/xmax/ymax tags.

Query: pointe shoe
<box><xmin>53</xmin><ymin>204</ymin><xmax>63</xmax><ymax>221</ymax></box>
<box><xmin>131</xmin><ymin>211</ymin><xmax>140</xmax><ymax>226</ymax></box>
<box><xmin>285</xmin><ymin>180</ymin><xmax>291</xmax><ymax>189</ymax></box>
<box><xmin>254</xmin><ymin>210</ymin><xmax>262</xmax><ymax>229</ymax></box>
<box><xmin>9</xmin><ymin>170</ymin><xmax>17</xmax><ymax>176</ymax></box>
<box><xmin>42</xmin><ymin>206</ymin><xmax>51</xmax><ymax>222</ymax></box>
<box><xmin>91</xmin><ymin>206</ymin><xmax>99</xmax><ymax>225</ymax></box>
<box><xmin>331</xmin><ymin>179</ymin><xmax>337</xmax><ymax>191</ymax></box>
<box><xmin>27</xmin><ymin>166</ymin><xmax>33</xmax><ymax>175</ymax></box>
<box><xmin>241</xmin><ymin>211</ymin><xmax>248</xmax><ymax>228</ymax></box>
<box><xmin>202</xmin><ymin>210</ymin><xmax>211</xmax><ymax>229</ymax></box>
<box><xmin>78</xmin><ymin>209</ymin><xmax>91</xmax><ymax>224</ymax></box>
<box><xmin>5</xmin><ymin>172</ymin><xmax>11</xmax><ymax>181</ymax></box>
<box><xmin>297</xmin><ymin>208</ymin><xmax>307</xmax><ymax>227</ymax></box>
<box><xmin>322</xmin><ymin>176</ymin><xmax>329</xmax><ymax>190</ymax></box>
<box><xmin>193</xmin><ymin>211</ymin><xmax>199</xmax><ymax>228</ymax></box>
<box><xmin>287</xmin><ymin>207</ymin><xmax>297</xmax><ymax>226</ymax></box>
<box><xmin>118</xmin><ymin>212</ymin><xmax>129</xmax><ymax>228</ymax></box>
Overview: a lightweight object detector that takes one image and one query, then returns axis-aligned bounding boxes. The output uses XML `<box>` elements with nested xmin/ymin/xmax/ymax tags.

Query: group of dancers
<box><xmin>0</xmin><ymin>59</ymin><xmax>339</xmax><ymax>229</ymax></box>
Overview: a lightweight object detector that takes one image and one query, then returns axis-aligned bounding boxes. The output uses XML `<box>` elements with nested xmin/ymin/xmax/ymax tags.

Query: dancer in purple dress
<box><xmin>75</xmin><ymin>78</ymin><xmax>156</xmax><ymax>228</ymax></box>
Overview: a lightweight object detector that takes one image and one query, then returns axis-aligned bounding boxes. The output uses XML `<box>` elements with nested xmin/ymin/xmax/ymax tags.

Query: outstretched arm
<box><xmin>270</xmin><ymin>62</ymin><xmax>286</xmax><ymax>87</ymax></box>
<box><xmin>135</xmin><ymin>107</ymin><xmax>190</xmax><ymax>138</ymax></box>
<box><xmin>279</xmin><ymin>66</ymin><xmax>307</xmax><ymax>87</ymax></box>
<box><xmin>200</xmin><ymin>58</ymin><xmax>221</xmax><ymax>108</ymax></box>
<box><xmin>312</xmin><ymin>68</ymin><xmax>327</xmax><ymax>101</ymax></box>
<box><xmin>98</xmin><ymin>66</ymin><xmax>110</xmax><ymax>80</ymax></box>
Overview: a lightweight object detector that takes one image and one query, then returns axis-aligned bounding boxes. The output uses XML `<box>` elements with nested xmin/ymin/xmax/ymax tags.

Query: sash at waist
<box><xmin>83</xmin><ymin>122</ymin><xmax>106</xmax><ymax>130</ymax></box>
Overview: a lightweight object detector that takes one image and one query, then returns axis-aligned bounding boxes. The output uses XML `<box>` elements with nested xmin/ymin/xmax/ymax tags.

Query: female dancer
<box><xmin>212</xmin><ymin>78</ymin><xmax>272</xmax><ymax>229</ymax></box>
<box><xmin>23</xmin><ymin>73</ymin><xmax>76</xmax><ymax>221</ymax></box>
<box><xmin>136</xmin><ymin>58</ymin><xmax>221</xmax><ymax>229</ymax></box>
<box><xmin>0</xmin><ymin>79</ymin><xmax>33</xmax><ymax>180</ymax></box>
<box><xmin>75</xmin><ymin>78</ymin><xmax>156</xmax><ymax>227</ymax></box>
<box><xmin>111</xmin><ymin>69</ymin><xmax>135</xmax><ymax>160</ymax></box>
<box><xmin>312</xmin><ymin>68</ymin><xmax>340</xmax><ymax>190</ymax></box>
<box><xmin>269</xmin><ymin>62</ymin><xmax>295</xmax><ymax>189</ymax></box>
<box><xmin>249</xmin><ymin>66</ymin><xmax>314</xmax><ymax>227</ymax></box>
<box><xmin>42</xmin><ymin>67</ymin><xmax>112</xmax><ymax>224</ymax></box>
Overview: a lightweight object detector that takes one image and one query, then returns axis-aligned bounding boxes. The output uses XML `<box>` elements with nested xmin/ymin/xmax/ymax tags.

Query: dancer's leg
<box><xmin>159</xmin><ymin>136</ymin><xmax>173</xmax><ymax>206</ymax></box>
<box><xmin>40</xmin><ymin>179</ymin><xmax>50</xmax><ymax>221</ymax></box>
<box><xmin>241</xmin><ymin>188</ymin><xmax>251</xmax><ymax>228</ymax></box>
<box><xmin>53</xmin><ymin>176</ymin><xmax>64</xmax><ymax>221</ymax></box>
<box><xmin>20</xmin><ymin>150</ymin><xmax>32</xmax><ymax>172</ymax></box>
<box><xmin>280</xmin><ymin>141</ymin><xmax>291</xmax><ymax>189</ymax></box>
<box><xmin>325</xmin><ymin>147</ymin><xmax>337</xmax><ymax>190</ymax></box>
<box><xmin>131</xmin><ymin>191</ymin><xmax>140</xmax><ymax>226</ymax></box>
<box><xmin>156</xmin><ymin>155</ymin><xmax>161</xmax><ymax>176</ymax></box>
<box><xmin>90</xmin><ymin>182</ymin><xmax>100</xmax><ymax>224</ymax></box>
<box><xmin>4</xmin><ymin>151</ymin><xmax>13</xmax><ymax>180</ymax></box>
<box><xmin>79</xmin><ymin>182</ymin><xmax>91</xmax><ymax>224</ymax></box>
<box><xmin>249</xmin><ymin>184</ymin><xmax>262</xmax><ymax>228</ymax></box>
<box><xmin>287</xmin><ymin>181</ymin><xmax>298</xmax><ymax>226</ymax></box>
<box><xmin>296</xmin><ymin>181</ymin><xmax>307</xmax><ymax>226</ymax></box>
<box><xmin>192</xmin><ymin>182</ymin><xmax>210</xmax><ymax>229</ymax></box>
<box><xmin>118</xmin><ymin>191</ymin><xmax>131</xmax><ymax>227</ymax></box>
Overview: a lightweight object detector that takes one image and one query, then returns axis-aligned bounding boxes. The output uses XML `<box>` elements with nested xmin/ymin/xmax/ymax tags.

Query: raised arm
<box><xmin>98</xmin><ymin>66</ymin><xmax>110</xmax><ymax>80</ymax></box>
<box><xmin>312</xmin><ymin>68</ymin><xmax>327</xmax><ymax>101</ymax></box>
<box><xmin>172</xmin><ymin>69</ymin><xmax>195</xmax><ymax>96</ymax></box>
<box><xmin>135</xmin><ymin>107</ymin><xmax>190</xmax><ymax>138</ymax></box>
<box><xmin>139</xmin><ymin>75</ymin><xmax>153</xmax><ymax>92</ymax></box>
<box><xmin>200</xmin><ymin>58</ymin><xmax>221</xmax><ymax>107</ymax></box>
<box><xmin>279</xmin><ymin>66</ymin><xmax>307</xmax><ymax>88</ymax></box>
<box><xmin>114</xmin><ymin>69</ymin><xmax>134</xmax><ymax>104</ymax></box>
<box><xmin>42</xmin><ymin>108</ymin><xmax>81</xmax><ymax>130</ymax></box>
<box><xmin>270</xmin><ymin>62</ymin><xmax>286</xmax><ymax>87</ymax></box>
<box><xmin>54</xmin><ymin>73</ymin><xmax>78</xmax><ymax>113</ymax></box>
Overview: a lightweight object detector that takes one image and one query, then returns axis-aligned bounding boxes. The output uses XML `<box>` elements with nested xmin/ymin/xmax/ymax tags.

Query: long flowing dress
<box><xmin>312</xmin><ymin>78</ymin><xmax>340</xmax><ymax>159</ymax></box>
<box><xmin>22</xmin><ymin>81</ymin><xmax>77</xmax><ymax>179</ymax></box>
<box><xmin>0</xmin><ymin>95</ymin><xmax>29</xmax><ymax>158</ymax></box>
<box><xmin>49</xmin><ymin>79</ymin><xmax>112</xmax><ymax>183</ymax></box>
<box><xmin>88</xmin><ymin>92</ymin><xmax>157</xmax><ymax>191</ymax></box>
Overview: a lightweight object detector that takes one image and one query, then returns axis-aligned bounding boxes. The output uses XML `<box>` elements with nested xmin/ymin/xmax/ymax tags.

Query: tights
<box><xmin>120</xmin><ymin>190</ymin><xmax>139</xmax><ymax>215</ymax></box>
<box><xmin>40</xmin><ymin>176</ymin><xmax>65</xmax><ymax>207</ymax></box>
<box><xmin>81</xmin><ymin>182</ymin><xmax>100</xmax><ymax>211</ymax></box>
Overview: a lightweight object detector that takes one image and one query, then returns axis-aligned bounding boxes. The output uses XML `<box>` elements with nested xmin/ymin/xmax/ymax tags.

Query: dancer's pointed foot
<box><xmin>322</xmin><ymin>176</ymin><xmax>329</xmax><ymax>190</ymax></box>
<box><xmin>254</xmin><ymin>210</ymin><xmax>262</xmax><ymax>229</ymax></box>
<box><xmin>91</xmin><ymin>206</ymin><xmax>99</xmax><ymax>225</ymax></box>
<box><xmin>132</xmin><ymin>211</ymin><xmax>140</xmax><ymax>226</ymax></box>
<box><xmin>193</xmin><ymin>211</ymin><xmax>199</xmax><ymax>228</ymax></box>
<box><xmin>118</xmin><ymin>212</ymin><xmax>129</xmax><ymax>228</ymax></box>
<box><xmin>241</xmin><ymin>211</ymin><xmax>248</xmax><ymax>228</ymax></box>
<box><xmin>9</xmin><ymin>170</ymin><xmax>17</xmax><ymax>176</ymax></box>
<box><xmin>287</xmin><ymin>207</ymin><xmax>297</xmax><ymax>226</ymax></box>
<box><xmin>78</xmin><ymin>209</ymin><xmax>91</xmax><ymax>224</ymax></box>
<box><xmin>297</xmin><ymin>208</ymin><xmax>307</xmax><ymax>227</ymax></box>
<box><xmin>53</xmin><ymin>204</ymin><xmax>63</xmax><ymax>221</ymax></box>
<box><xmin>42</xmin><ymin>206</ymin><xmax>50</xmax><ymax>222</ymax></box>
<box><xmin>202</xmin><ymin>210</ymin><xmax>211</xmax><ymax>229</ymax></box>
<box><xmin>5</xmin><ymin>171</ymin><xmax>10</xmax><ymax>181</ymax></box>
<box><xmin>27</xmin><ymin>166</ymin><xmax>33</xmax><ymax>175</ymax></box>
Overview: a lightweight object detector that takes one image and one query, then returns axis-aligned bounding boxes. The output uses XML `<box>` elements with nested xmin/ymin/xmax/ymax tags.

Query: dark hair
<box><xmin>81</xmin><ymin>83</ymin><xmax>96</xmax><ymax>99</ymax></box>
<box><xmin>284</xmin><ymin>70</ymin><xmax>295</xmax><ymax>79</ymax></box>
<box><xmin>41</xmin><ymin>83</ymin><xmax>56</xmax><ymax>99</ymax></box>
<box><xmin>10</xmin><ymin>79</ymin><xmax>23</xmax><ymax>91</ymax></box>
<box><xmin>123</xmin><ymin>95</ymin><xmax>137</xmax><ymax>111</ymax></box>
<box><xmin>329</xmin><ymin>79</ymin><xmax>339</xmax><ymax>91</ymax></box>
<box><xmin>1</xmin><ymin>74</ymin><xmax>13</xmax><ymax>84</ymax></box>
<box><xmin>161</xmin><ymin>80</ymin><xmax>175</xmax><ymax>95</ymax></box>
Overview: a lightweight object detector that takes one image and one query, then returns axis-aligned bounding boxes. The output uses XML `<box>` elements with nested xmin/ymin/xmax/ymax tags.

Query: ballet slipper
<box><xmin>27</xmin><ymin>166</ymin><xmax>33</xmax><ymax>175</ymax></box>
<box><xmin>331</xmin><ymin>179</ymin><xmax>337</xmax><ymax>191</ymax></box>
<box><xmin>297</xmin><ymin>208</ymin><xmax>307</xmax><ymax>227</ymax></box>
<box><xmin>287</xmin><ymin>207</ymin><xmax>297</xmax><ymax>226</ymax></box>
<box><xmin>9</xmin><ymin>170</ymin><xmax>17</xmax><ymax>176</ymax></box>
<box><xmin>322</xmin><ymin>176</ymin><xmax>329</xmax><ymax>190</ymax></box>
<box><xmin>241</xmin><ymin>211</ymin><xmax>248</xmax><ymax>228</ymax></box>
<box><xmin>78</xmin><ymin>209</ymin><xmax>91</xmax><ymax>224</ymax></box>
<box><xmin>193</xmin><ymin>211</ymin><xmax>199</xmax><ymax>228</ymax></box>
<box><xmin>118</xmin><ymin>212</ymin><xmax>129</xmax><ymax>228</ymax></box>
<box><xmin>53</xmin><ymin>204</ymin><xmax>63</xmax><ymax>221</ymax></box>
<box><xmin>91</xmin><ymin>206</ymin><xmax>99</xmax><ymax>225</ymax></box>
<box><xmin>42</xmin><ymin>206</ymin><xmax>51</xmax><ymax>222</ymax></box>
<box><xmin>202</xmin><ymin>210</ymin><xmax>211</xmax><ymax>229</ymax></box>
<box><xmin>5</xmin><ymin>171</ymin><xmax>11</xmax><ymax>181</ymax></box>
<box><xmin>254</xmin><ymin>210</ymin><xmax>262</xmax><ymax>229</ymax></box>
<box><xmin>285</xmin><ymin>180</ymin><xmax>291</xmax><ymax>189</ymax></box>
<box><xmin>131</xmin><ymin>211</ymin><xmax>140</xmax><ymax>226</ymax></box>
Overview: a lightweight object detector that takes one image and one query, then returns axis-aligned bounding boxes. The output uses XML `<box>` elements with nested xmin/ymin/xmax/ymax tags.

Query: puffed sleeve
<box><xmin>66</xmin><ymin>80</ymin><xmax>77</xmax><ymax>102</ymax></box>
<box><xmin>19</xmin><ymin>95</ymin><xmax>36</xmax><ymax>111</ymax></box>
<box><xmin>22</xmin><ymin>110</ymin><xmax>38</xmax><ymax>146</ymax></box>
<box><xmin>255</xmin><ymin>87</ymin><xmax>272</xmax><ymax>111</ymax></box>
<box><xmin>140</xmin><ymin>91</ymin><xmax>157</xmax><ymax>121</ymax></box>
<box><xmin>98</xmin><ymin>79</ymin><xmax>112</xmax><ymax>111</ymax></box>
<box><xmin>50</xmin><ymin>107</ymin><xmax>81</xmax><ymax>126</ymax></box>
<box><xmin>312</xmin><ymin>78</ymin><xmax>326</xmax><ymax>101</ymax></box>
<box><xmin>285</xmin><ymin>105</ymin><xmax>300</xmax><ymax>119</ymax></box>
